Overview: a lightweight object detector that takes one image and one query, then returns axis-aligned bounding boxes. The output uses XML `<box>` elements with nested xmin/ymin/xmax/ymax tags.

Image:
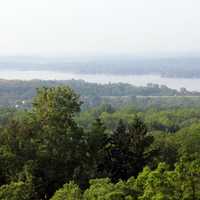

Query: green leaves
<box><xmin>50</xmin><ymin>158</ymin><xmax>200</xmax><ymax>200</ymax></box>
<box><xmin>0</xmin><ymin>85</ymin><xmax>200</xmax><ymax>200</ymax></box>
<box><xmin>50</xmin><ymin>182</ymin><xmax>82</xmax><ymax>200</ymax></box>
<box><xmin>33</xmin><ymin>86</ymin><xmax>81</xmax><ymax>129</ymax></box>
<box><xmin>0</xmin><ymin>181</ymin><xmax>34</xmax><ymax>200</ymax></box>
<box><xmin>100</xmin><ymin>117</ymin><xmax>154</xmax><ymax>181</ymax></box>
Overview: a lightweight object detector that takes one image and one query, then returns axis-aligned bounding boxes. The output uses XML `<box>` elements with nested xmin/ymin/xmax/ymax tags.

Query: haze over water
<box><xmin>1</xmin><ymin>69</ymin><xmax>200</xmax><ymax>92</ymax></box>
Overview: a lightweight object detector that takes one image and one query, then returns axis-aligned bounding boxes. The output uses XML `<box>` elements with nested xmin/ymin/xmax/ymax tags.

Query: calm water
<box><xmin>0</xmin><ymin>70</ymin><xmax>200</xmax><ymax>91</ymax></box>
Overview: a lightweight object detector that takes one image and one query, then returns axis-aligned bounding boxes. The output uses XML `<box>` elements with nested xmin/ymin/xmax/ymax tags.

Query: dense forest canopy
<box><xmin>0</xmin><ymin>85</ymin><xmax>199</xmax><ymax>199</ymax></box>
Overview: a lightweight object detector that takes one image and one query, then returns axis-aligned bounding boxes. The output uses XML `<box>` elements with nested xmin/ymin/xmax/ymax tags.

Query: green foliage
<box><xmin>33</xmin><ymin>86</ymin><xmax>81</xmax><ymax>128</ymax></box>
<box><xmin>0</xmin><ymin>86</ymin><xmax>86</xmax><ymax>199</ymax></box>
<box><xmin>135</xmin><ymin>159</ymin><xmax>200</xmax><ymax>200</ymax></box>
<box><xmin>52</xmin><ymin>158</ymin><xmax>200</xmax><ymax>200</ymax></box>
<box><xmin>84</xmin><ymin>178</ymin><xmax>136</xmax><ymax>200</ymax></box>
<box><xmin>31</xmin><ymin>87</ymin><xmax>86</xmax><ymax>199</ymax></box>
<box><xmin>50</xmin><ymin>182</ymin><xmax>82</xmax><ymax>200</ymax></box>
<box><xmin>100</xmin><ymin>118</ymin><xmax>154</xmax><ymax>181</ymax></box>
<box><xmin>0</xmin><ymin>85</ymin><xmax>200</xmax><ymax>199</ymax></box>
<box><xmin>85</xmin><ymin>118</ymin><xmax>107</xmax><ymax>177</ymax></box>
<box><xmin>150</xmin><ymin>132</ymin><xmax>179</xmax><ymax>168</ymax></box>
<box><xmin>1</xmin><ymin>79</ymin><xmax>200</xmax><ymax>110</ymax></box>
<box><xmin>176</xmin><ymin>123</ymin><xmax>200</xmax><ymax>158</ymax></box>
<box><xmin>0</xmin><ymin>181</ymin><xmax>34</xmax><ymax>200</ymax></box>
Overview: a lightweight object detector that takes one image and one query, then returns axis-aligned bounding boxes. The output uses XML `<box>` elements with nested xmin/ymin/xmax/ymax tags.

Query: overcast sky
<box><xmin>0</xmin><ymin>0</ymin><xmax>200</xmax><ymax>57</ymax></box>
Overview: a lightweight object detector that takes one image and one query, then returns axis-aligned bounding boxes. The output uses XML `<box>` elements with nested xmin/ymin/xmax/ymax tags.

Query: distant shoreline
<box><xmin>0</xmin><ymin>68</ymin><xmax>200</xmax><ymax>79</ymax></box>
<box><xmin>1</xmin><ymin>56</ymin><xmax>200</xmax><ymax>79</ymax></box>
<box><xmin>0</xmin><ymin>70</ymin><xmax>200</xmax><ymax>91</ymax></box>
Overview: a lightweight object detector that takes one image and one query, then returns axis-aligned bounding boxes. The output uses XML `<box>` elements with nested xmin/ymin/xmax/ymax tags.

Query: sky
<box><xmin>0</xmin><ymin>0</ymin><xmax>200</xmax><ymax>57</ymax></box>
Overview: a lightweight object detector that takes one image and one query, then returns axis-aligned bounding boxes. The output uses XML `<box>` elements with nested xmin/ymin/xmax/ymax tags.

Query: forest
<box><xmin>0</xmin><ymin>85</ymin><xmax>199</xmax><ymax>199</ymax></box>
<box><xmin>0</xmin><ymin>79</ymin><xmax>199</xmax><ymax>109</ymax></box>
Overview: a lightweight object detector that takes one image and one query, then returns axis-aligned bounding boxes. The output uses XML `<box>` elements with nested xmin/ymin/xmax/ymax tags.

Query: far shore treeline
<box><xmin>0</xmin><ymin>79</ymin><xmax>200</xmax><ymax>109</ymax></box>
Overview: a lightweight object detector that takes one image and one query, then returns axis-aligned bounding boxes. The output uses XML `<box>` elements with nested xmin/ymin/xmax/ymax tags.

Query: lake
<box><xmin>0</xmin><ymin>69</ymin><xmax>200</xmax><ymax>91</ymax></box>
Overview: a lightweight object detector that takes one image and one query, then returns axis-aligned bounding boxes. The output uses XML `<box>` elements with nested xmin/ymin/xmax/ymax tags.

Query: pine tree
<box><xmin>100</xmin><ymin>117</ymin><xmax>154</xmax><ymax>181</ymax></box>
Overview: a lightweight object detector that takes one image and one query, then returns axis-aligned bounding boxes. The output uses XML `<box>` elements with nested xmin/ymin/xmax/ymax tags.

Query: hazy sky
<box><xmin>1</xmin><ymin>0</ymin><xmax>200</xmax><ymax>56</ymax></box>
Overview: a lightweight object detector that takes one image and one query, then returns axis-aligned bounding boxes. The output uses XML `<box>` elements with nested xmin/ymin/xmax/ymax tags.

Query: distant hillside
<box><xmin>0</xmin><ymin>79</ymin><xmax>199</xmax><ymax>109</ymax></box>
<box><xmin>1</xmin><ymin>56</ymin><xmax>200</xmax><ymax>78</ymax></box>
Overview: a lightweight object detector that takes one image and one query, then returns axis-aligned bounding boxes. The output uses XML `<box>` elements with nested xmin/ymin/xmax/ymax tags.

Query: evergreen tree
<box><xmin>100</xmin><ymin>117</ymin><xmax>154</xmax><ymax>181</ymax></box>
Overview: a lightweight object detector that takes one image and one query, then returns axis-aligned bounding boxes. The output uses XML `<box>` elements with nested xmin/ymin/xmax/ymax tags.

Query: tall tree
<box><xmin>84</xmin><ymin>118</ymin><xmax>108</xmax><ymax>183</ymax></box>
<box><xmin>100</xmin><ymin>117</ymin><xmax>154</xmax><ymax>181</ymax></box>
<box><xmin>31</xmin><ymin>86</ymin><xmax>85</xmax><ymax>199</ymax></box>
